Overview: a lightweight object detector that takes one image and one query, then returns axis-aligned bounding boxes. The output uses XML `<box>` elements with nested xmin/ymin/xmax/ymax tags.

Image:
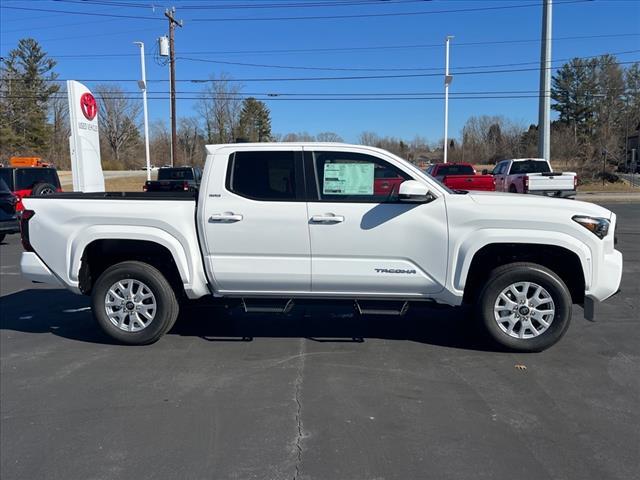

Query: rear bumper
<box><xmin>529</xmin><ymin>189</ymin><xmax>577</xmax><ymax>198</ymax></box>
<box><xmin>20</xmin><ymin>252</ymin><xmax>63</xmax><ymax>286</ymax></box>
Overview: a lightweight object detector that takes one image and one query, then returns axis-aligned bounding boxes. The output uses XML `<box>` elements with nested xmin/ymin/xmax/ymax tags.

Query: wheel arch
<box><xmin>461</xmin><ymin>242</ymin><xmax>587</xmax><ymax>305</ymax></box>
<box><xmin>451</xmin><ymin>229</ymin><xmax>591</xmax><ymax>305</ymax></box>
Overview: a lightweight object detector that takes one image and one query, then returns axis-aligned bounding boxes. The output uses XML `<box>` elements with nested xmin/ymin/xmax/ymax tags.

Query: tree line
<box><xmin>1</xmin><ymin>38</ymin><xmax>638</xmax><ymax>179</ymax></box>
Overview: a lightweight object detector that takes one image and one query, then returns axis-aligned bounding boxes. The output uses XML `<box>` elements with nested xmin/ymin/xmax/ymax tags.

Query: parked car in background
<box><xmin>425</xmin><ymin>163</ymin><xmax>495</xmax><ymax>191</ymax></box>
<box><xmin>0</xmin><ymin>178</ymin><xmax>19</xmax><ymax>243</ymax></box>
<box><xmin>493</xmin><ymin>158</ymin><xmax>577</xmax><ymax>198</ymax></box>
<box><xmin>0</xmin><ymin>166</ymin><xmax>62</xmax><ymax>211</ymax></box>
<box><xmin>143</xmin><ymin>166</ymin><xmax>202</xmax><ymax>192</ymax></box>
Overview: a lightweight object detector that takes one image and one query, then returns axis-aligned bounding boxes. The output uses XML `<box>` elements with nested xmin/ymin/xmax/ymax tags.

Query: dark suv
<box><xmin>0</xmin><ymin>179</ymin><xmax>19</xmax><ymax>243</ymax></box>
<box><xmin>143</xmin><ymin>166</ymin><xmax>202</xmax><ymax>192</ymax></box>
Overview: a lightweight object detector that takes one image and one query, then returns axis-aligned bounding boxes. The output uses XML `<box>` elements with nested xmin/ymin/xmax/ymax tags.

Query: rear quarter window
<box><xmin>14</xmin><ymin>169</ymin><xmax>60</xmax><ymax>190</ymax></box>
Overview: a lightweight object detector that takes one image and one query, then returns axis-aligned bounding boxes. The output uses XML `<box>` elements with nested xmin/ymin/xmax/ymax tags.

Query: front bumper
<box><xmin>20</xmin><ymin>252</ymin><xmax>62</xmax><ymax>286</ymax></box>
<box><xmin>583</xmin><ymin>248</ymin><xmax>623</xmax><ymax>320</ymax></box>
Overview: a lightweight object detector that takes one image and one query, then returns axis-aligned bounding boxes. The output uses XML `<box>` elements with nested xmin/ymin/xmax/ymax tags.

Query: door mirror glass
<box><xmin>398</xmin><ymin>180</ymin><xmax>431</xmax><ymax>202</ymax></box>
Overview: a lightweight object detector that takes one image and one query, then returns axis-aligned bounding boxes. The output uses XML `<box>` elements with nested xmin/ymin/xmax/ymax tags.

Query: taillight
<box><xmin>20</xmin><ymin>209</ymin><xmax>35</xmax><ymax>252</ymax></box>
<box><xmin>183</xmin><ymin>181</ymin><xmax>189</xmax><ymax>191</ymax></box>
<box><xmin>143</xmin><ymin>184</ymin><xmax>148</xmax><ymax>192</ymax></box>
<box><xmin>523</xmin><ymin>176</ymin><xmax>529</xmax><ymax>193</ymax></box>
<box><xmin>574</xmin><ymin>175</ymin><xmax>578</xmax><ymax>189</ymax></box>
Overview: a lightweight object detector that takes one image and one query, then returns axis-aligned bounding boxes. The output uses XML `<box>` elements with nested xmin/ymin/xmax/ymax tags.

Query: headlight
<box><xmin>572</xmin><ymin>215</ymin><xmax>610</xmax><ymax>239</ymax></box>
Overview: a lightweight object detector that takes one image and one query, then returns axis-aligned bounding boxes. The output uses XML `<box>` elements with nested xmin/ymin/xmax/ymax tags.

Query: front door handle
<box><xmin>209</xmin><ymin>212</ymin><xmax>243</xmax><ymax>223</ymax></box>
<box><xmin>310</xmin><ymin>214</ymin><xmax>344</xmax><ymax>224</ymax></box>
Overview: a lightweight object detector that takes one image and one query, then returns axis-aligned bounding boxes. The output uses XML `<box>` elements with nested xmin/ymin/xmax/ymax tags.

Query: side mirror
<box><xmin>398</xmin><ymin>180</ymin><xmax>431</xmax><ymax>203</ymax></box>
<box><xmin>482</xmin><ymin>169</ymin><xmax>489</xmax><ymax>175</ymax></box>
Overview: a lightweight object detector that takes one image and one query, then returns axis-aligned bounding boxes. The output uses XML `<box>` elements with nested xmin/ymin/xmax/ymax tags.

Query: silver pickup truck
<box><xmin>493</xmin><ymin>158</ymin><xmax>577</xmax><ymax>198</ymax></box>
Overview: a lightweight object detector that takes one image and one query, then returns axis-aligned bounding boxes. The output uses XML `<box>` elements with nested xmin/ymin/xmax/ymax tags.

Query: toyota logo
<box><xmin>80</xmin><ymin>92</ymin><xmax>97</xmax><ymax>121</ymax></box>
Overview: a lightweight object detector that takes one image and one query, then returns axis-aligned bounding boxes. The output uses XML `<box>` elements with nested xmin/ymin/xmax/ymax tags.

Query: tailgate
<box><xmin>443</xmin><ymin>175</ymin><xmax>495</xmax><ymax>191</ymax></box>
<box><xmin>527</xmin><ymin>173</ymin><xmax>575</xmax><ymax>191</ymax></box>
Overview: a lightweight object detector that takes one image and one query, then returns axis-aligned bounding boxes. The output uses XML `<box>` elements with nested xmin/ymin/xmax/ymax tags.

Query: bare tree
<box><xmin>150</xmin><ymin>120</ymin><xmax>171</xmax><ymax>166</ymax></box>
<box><xmin>281</xmin><ymin>132</ymin><xmax>316</xmax><ymax>142</ymax></box>
<box><xmin>358</xmin><ymin>131</ymin><xmax>380</xmax><ymax>146</ymax></box>
<box><xmin>95</xmin><ymin>84</ymin><xmax>141</xmax><ymax>166</ymax></box>
<box><xmin>48</xmin><ymin>86</ymin><xmax>70</xmax><ymax>168</ymax></box>
<box><xmin>178</xmin><ymin>117</ymin><xmax>204</xmax><ymax>166</ymax></box>
<box><xmin>316</xmin><ymin>131</ymin><xmax>343</xmax><ymax>142</ymax></box>
<box><xmin>196</xmin><ymin>73</ymin><xmax>243</xmax><ymax>143</ymax></box>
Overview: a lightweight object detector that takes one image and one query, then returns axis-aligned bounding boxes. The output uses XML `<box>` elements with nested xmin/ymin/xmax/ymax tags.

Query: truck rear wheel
<box><xmin>91</xmin><ymin>261</ymin><xmax>179</xmax><ymax>345</ymax></box>
<box><xmin>477</xmin><ymin>262</ymin><xmax>572</xmax><ymax>352</ymax></box>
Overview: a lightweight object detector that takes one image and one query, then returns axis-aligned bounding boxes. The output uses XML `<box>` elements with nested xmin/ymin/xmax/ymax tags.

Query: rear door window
<box><xmin>510</xmin><ymin>160</ymin><xmax>551</xmax><ymax>174</ymax></box>
<box><xmin>435</xmin><ymin>164</ymin><xmax>475</xmax><ymax>176</ymax></box>
<box><xmin>226</xmin><ymin>151</ymin><xmax>300</xmax><ymax>201</ymax></box>
<box><xmin>158</xmin><ymin>168</ymin><xmax>194</xmax><ymax>181</ymax></box>
<box><xmin>14</xmin><ymin>169</ymin><xmax>60</xmax><ymax>190</ymax></box>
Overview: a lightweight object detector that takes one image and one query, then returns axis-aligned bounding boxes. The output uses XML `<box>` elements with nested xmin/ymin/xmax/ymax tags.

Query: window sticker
<box><xmin>323</xmin><ymin>162</ymin><xmax>374</xmax><ymax>195</ymax></box>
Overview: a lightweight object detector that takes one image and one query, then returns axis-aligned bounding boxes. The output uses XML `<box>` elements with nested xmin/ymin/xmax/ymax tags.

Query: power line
<box><xmin>50</xmin><ymin>0</ymin><xmax>430</xmax><ymax>10</ymax></box>
<box><xmin>47</xmin><ymin>33</ymin><xmax>640</xmax><ymax>58</ymax></box>
<box><xmin>189</xmin><ymin>0</ymin><xmax>591</xmax><ymax>21</ymax></box>
<box><xmin>0</xmin><ymin>0</ymin><xmax>591</xmax><ymax>22</ymax></box>
<box><xmin>175</xmin><ymin>49</ymin><xmax>640</xmax><ymax>73</ymax></box>
<box><xmin>6</xmin><ymin>60</ymin><xmax>636</xmax><ymax>83</ymax></box>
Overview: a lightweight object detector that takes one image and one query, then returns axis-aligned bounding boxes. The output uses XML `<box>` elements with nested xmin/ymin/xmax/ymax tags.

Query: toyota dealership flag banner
<box><xmin>67</xmin><ymin>80</ymin><xmax>105</xmax><ymax>192</ymax></box>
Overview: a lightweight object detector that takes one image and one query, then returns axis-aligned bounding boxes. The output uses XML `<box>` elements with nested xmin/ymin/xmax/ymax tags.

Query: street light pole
<box><xmin>443</xmin><ymin>35</ymin><xmax>454</xmax><ymax>164</ymax></box>
<box><xmin>134</xmin><ymin>42</ymin><xmax>151</xmax><ymax>181</ymax></box>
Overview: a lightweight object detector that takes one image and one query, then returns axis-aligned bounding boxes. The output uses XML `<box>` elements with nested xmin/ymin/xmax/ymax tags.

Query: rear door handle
<box><xmin>310</xmin><ymin>214</ymin><xmax>344</xmax><ymax>224</ymax></box>
<box><xmin>209</xmin><ymin>212</ymin><xmax>243</xmax><ymax>223</ymax></box>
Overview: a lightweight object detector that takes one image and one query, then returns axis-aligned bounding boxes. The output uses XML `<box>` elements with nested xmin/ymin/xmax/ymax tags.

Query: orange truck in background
<box><xmin>9</xmin><ymin>157</ymin><xmax>51</xmax><ymax>168</ymax></box>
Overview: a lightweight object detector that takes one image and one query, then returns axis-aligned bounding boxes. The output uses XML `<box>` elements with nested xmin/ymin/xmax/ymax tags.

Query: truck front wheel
<box><xmin>91</xmin><ymin>261</ymin><xmax>179</xmax><ymax>345</ymax></box>
<box><xmin>477</xmin><ymin>262</ymin><xmax>572</xmax><ymax>352</ymax></box>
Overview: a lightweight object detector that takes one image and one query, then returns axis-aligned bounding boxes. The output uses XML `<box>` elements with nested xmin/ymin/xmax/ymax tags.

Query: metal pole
<box><xmin>165</xmin><ymin>8</ymin><xmax>182</xmax><ymax>167</ymax></box>
<box><xmin>537</xmin><ymin>0</ymin><xmax>552</xmax><ymax>162</ymax></box>
<box><xmin>443</xmin><ymin>35</ymin><xmax>454</xmax><ymax>164</ymax></box>
<box><xmin>134</xmin><ymin>42</ymin><xmax>152</xmax><ymax>181</ymax></box>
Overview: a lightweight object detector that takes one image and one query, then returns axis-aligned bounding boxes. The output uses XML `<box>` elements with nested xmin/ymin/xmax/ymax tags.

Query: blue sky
<box><xmin>1</xmin><ymin>0</ymin><xmax>639</xmax><ymax>143</ymax></box>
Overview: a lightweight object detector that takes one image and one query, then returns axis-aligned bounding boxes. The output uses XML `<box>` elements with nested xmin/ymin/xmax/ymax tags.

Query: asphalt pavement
<box><xmin>1</xmin><ymin>204</ymin><xmax>638</xmax><ymax>480</ymax></box>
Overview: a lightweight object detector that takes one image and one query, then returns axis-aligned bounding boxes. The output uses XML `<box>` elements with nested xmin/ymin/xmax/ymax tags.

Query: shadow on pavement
<box><xmin>0</xmin><ymin>288</ymin><xmax>497</xmax><ymax>351</ymax></box>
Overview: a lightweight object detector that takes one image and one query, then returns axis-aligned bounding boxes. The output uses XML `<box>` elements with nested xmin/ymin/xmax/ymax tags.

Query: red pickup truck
<box><xmin>425</xmin><ymin>163</ymin><xmax>495</xmax><ymax>191</ymax></box>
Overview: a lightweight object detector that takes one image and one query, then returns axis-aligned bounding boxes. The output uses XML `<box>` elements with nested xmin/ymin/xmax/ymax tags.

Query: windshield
<box><xmin>510</xmin><ymin>160</ymin><xmax>551</xmax><ymax>174</ymax></box>
<box><xmin>158</xmin><ymin>168</ymin><xmax>194</xmax><ymax>181</ymax></box>
<box><xmin>14</xmin><ymin>168</ymin><xmax>61</xmax><ymax>190</ymax></box>
<box><xmin>435</xmin><ymin>164</ymin><xmax>475</xmax><ymax>176</ymax></box>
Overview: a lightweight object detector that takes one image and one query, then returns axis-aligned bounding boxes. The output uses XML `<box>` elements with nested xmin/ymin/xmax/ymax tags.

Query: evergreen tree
<box><xmin>0</xmin><ymin>38</ymin><xmax>59</xmax><ymax>159</ymax></box>
<box><xmin>238</xmin><ymin>97</ymin><xmax>272</xmax><ymax>142</ymax></box>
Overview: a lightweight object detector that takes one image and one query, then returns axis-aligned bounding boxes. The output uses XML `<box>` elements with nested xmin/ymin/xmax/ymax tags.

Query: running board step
<box><xmin>354</xmin><ymin>300</ymin><xmax>409</xmax><ymax>316</ymax></box>
<box><xmin>241</xmin><ymin>298</ymin><xmax>294</xmax><ymax>314</ymax></box>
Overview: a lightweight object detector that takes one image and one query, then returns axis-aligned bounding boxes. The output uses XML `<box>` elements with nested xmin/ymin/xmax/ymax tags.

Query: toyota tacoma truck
<box><xmin>19</xmin><ymin>143</ymin><xmax>622</xmax><ymax>352</ymax></box>
<box><xmin>425</xmin><ymin>163</ymin><xmax>496</xmax><ymax>191</ymax></box>
<box><xmin>492</xmin><ymin>158</ymin><xmax>577</xmax><ymax>198</ymax></box>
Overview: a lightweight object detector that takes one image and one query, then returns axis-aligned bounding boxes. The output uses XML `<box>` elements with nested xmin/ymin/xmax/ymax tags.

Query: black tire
<box><xmin>91</xmin><ymin>261</ymin><xmax>179</xmax><ymax>345</ymax></box>
<box><xmin>477</xmin><ymin>262</ymin><xmax>572</xmax><ymax>352</ymax></box>
<box><xmin>0</xmin><ymin>234</ymin><xmax>5</xmax><ymax>243</ymax></box>
<box><xmin>509</xmin><ymin>184</ymin><xmax>518</xmax><ymax>193</ymax></box>
<box><xmin>31</xmin><ymin>183</ymin><xmax>57</xmax><ymax>196</ymax></box>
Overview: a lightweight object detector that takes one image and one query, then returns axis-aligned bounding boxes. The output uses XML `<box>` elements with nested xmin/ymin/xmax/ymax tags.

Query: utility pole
<box><xmin>443</xmin><ymin>35</ymin><xmax>454</xmax><ymax>164</ymax></box>
<box><xmin>165</xmin><ymin>7</ymin><xmax>182</xmax><ymax>167</ymax></box>
<box><xmin>537</xmin><ymin>0</ymin><xmax>552</xmax><ymax>162</ymax></box>
<box><xmin>134</xmin><ymin>42</ymin><xmax>151</xmax><ymax>181</ymax></box>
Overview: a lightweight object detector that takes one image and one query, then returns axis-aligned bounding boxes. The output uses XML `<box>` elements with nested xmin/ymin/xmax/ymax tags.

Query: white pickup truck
<box><xmin>493</xmin><ymin>158</ymin><xmax>577</xmax><ymax>198</ymax></box>
<box><xmin>20</xmin><ymin>143</ymin><xmax>622</xmax><ymax>352</ymax></box>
